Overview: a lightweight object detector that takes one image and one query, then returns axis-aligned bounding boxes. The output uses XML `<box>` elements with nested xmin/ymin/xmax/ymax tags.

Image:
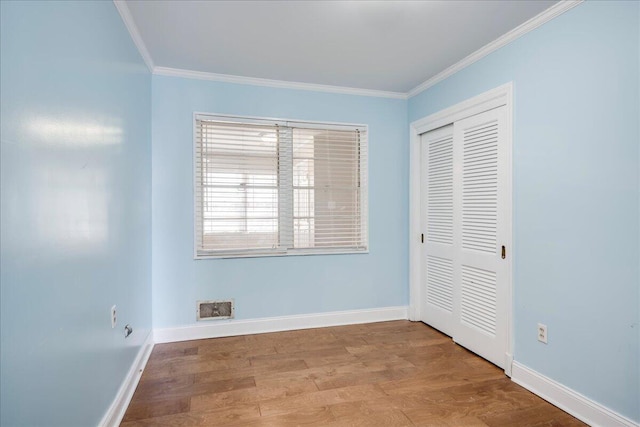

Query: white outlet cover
<box><xmin>111</xmin><ymin>305</ymin><xmax>117</xmax><ymax>329</ymax></box>
<box><xmin>537</xmin><ymin>323</ymin><xmax>547</xmax><ymax>344</ymax></box>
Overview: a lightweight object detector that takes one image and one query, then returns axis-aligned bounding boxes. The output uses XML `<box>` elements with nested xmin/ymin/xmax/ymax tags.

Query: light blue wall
<box><xmin>0</xmin><ymin>2</ymin><xmax>152</xmax><ymax>426</ymax></box>
<box><xmin>2</xmin><ymin>0</ymin><xmax>637</xmax><ymax>424</ymax></box>
<box><xmin>152</xmin><ymin>76</ymin><xmax>408</xmax><ymax>328</ymax></box>
<box><xmin>409</xmin><ymin>1</ymin><xmax>639</xmax><ymax>421</ymax></box>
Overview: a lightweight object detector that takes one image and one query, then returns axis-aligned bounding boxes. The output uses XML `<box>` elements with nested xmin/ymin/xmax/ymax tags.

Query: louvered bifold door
<box><xmin>421</xmin><ymin>125</ymin><xmax>456</xmax><ymax>337</ymax></box>
<box><xmin>452</xmin><ymin>106</ymin><xmax>508</xmax><ymax>368</ymax></box>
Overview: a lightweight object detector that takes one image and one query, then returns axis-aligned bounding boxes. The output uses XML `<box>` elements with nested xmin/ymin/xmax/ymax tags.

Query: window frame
<box><xmin>193</xmin><ymin>112</ymin><xmax>369</xmax><ymax>260</ymax></box>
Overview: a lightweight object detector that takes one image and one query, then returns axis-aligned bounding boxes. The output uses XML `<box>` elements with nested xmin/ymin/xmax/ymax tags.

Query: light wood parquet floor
<box><xmin>121</xmin><ymin>321</ymin><xmax>586</xmax><ymax>426</ymax></box>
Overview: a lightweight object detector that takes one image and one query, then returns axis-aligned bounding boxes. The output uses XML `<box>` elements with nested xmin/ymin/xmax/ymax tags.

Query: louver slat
<box><xmin>427</xmin><ymin>135</ymin><xmax>453</xmax><ymax>245</ymax></box>
<box><xmin>461</xmin><ymin>265</ymin><xmax>497</xmax><ymax>336</ymax></box>
<box><xmin>462</xmin><ymin>122</ymin><xmax>498</xmax><ymax>253</ymax></box>
<box><xmin>427</xmin><ymin>255</ymin><xmax>453</xmax><ymax>312</ymax></box>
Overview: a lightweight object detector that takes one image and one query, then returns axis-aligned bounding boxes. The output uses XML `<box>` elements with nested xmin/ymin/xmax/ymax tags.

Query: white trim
<box><xmin>411</xmin><ymin>83</ymin><xmax>513</xmax><ymax>135</ymax></box>
<box><xmin>408</xmin><ymin>129</ymin><xmax>422</xmax><ymax>322</ymax></box>
<box><xmin>407</xmin><ymin>0</ymin><xmax>583</xmax><ymax>98</ymax></box>
<box><xmin>192</xmin><ymin>112</ymin><xmax>198</xmax><ymax>260</ymax></box>
<box><xmin>195</xmin><ymin>249</ymin><xmax>370</xmax><ymax>260</ymax></box>
<box><xmin>112</xmin><ymin>1</ymin><xmax>154</xmax><ymax>72</ymax></box>
<box><xmin>512</xmin><ymin>362</ymin><xmax>639</xmax><ymax>427</ymax></box>
<box><xmin>99</xmin><ymin>332</ymin><xmax>155</xmax><ymax>427</ymax></box>
<box><xmin>409</xmin><ymin>82</ymin><xmax>513</xmax><ymax>372</ymax></box>
<box><xmin>194</xmin><ymin>112</ymin><xmax>367</xmax><ymax>133</ymax></box>
<box><xmin>154</xmin><ymin>66</ymin><xmax>407</xmax><ymax>100</ymax></box>
<box><xmin>153</xmin><ymin>306</ymin><xmax>408</xmax><ymax>343</ymax></box>
<box><xmin>503</xmin><ymin>85</ymin><xmax>515</xmax><ymax>377</ymax></box>
<box><xmin>504</xmin><ymin>353</ymin><xmax>514</xmax><ymax>377</ymax></box>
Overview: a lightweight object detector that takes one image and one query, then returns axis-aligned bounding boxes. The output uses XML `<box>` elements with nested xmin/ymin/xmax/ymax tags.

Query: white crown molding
<box><xmin>153</xmin><ymin>67</ymin><xmax>408</xmax><ymax>100</ymax></box>
<box><xmin>99</xmin><ymin>332</ymin><xmax>154</xmax><ymax>427</ymax></box>
<box><xmin>153</xmin><ymin>306</ymin><xmax>409</xmax><ymax>343</ymax></box>
<box><xmin>406</xmin><ymin>0</ymin><xmax>584</xmax><ymax>98</ymax></box>
<box><xmin>511</xmin><ymin>362</ymin><xmax>639</xmax><ymax>427</ymax></box>
<box><xmin>113</xmin><ymin>0</ymin><xmax>154</xmax><ymax>72</ymax></box>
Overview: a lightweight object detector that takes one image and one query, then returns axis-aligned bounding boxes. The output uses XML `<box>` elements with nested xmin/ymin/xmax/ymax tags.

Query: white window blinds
<box><xmin>195</xmin><ymin>115</ymin><xmax>368</xmax><ymax>258</ymax></box>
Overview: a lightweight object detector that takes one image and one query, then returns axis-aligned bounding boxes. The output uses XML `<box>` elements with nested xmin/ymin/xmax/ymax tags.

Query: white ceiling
<box><xmin>124</xmin><ymin>0</ymin><xmax>558</xmax><ymax>94</ymax></box>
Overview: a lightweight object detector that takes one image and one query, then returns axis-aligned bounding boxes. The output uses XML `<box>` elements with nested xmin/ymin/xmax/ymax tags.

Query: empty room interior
<box><xmin>1</xmin><ymin>0</ymin><xmax>639</xmax><ymax>426</ymax></box>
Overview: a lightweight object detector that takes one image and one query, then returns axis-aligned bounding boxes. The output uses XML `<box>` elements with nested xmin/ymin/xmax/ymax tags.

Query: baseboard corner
<box><xmin>99</xmin><ymin>332</ymin><xmax>155</xmax><ymax>427</ymax></box>
<box><xmin>504</xmin><ymin>353</ymin><xmax>513</xmax><ymax>377</ymax></box>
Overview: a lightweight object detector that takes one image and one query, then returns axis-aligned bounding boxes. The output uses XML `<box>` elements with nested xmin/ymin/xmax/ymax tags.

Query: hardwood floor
<box><xmin>121</xmin><ymin>321</ymin><xmax>585</xmax><ymax>426</ymax></box>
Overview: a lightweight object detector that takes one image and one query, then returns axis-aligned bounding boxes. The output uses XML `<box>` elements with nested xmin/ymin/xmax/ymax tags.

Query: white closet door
<box><xmin>420</xmin><ymin>124</ymin><xmax>455</xmax><ymax>336</ymax></box>
<box><xmin>421</xmin><ymin>106</ymin><xmax>509</xmax><ymax>369</ymax></box>
<box><xmin>453</xmin><ymin>106</ymin><xmax>508</xmax><ymax>368</ymax></box>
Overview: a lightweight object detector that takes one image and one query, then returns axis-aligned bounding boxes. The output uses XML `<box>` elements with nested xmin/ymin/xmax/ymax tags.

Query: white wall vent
<box><xmin>197</xmin><ymin>300</ymin><xmax>234</xmax><ymax>321</ymax></box>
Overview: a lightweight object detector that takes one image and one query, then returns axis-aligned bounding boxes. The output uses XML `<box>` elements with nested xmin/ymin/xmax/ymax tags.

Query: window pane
<box><xmin>294</xmin><ymin>188</ymin><xmax>314</xmax><ymax>218</ymax></box>
<box><xmin>203</xmin><ymin>218</ymin><xmax>244</xmax><ymax>234</ymax></box>
<box><xmin>294</xmin><ymin>218</ymin><xmax>314</xmax><ymax>248</ymax></box>
<box><xmin>292</xmin><ymin>128</ymin><xmax>364</xmax><ymax>250</ymax></box>
<box><xmin>293</xmin><ymin>158</ymin><xmax>314</xmax><ymax>187</ymax></box>
<box><xmin>247</xmin><ymin>187</ymin><xmax>278</xmax><ymax>218</ymax></box>
<box><xmin>197</xmin><ymin>121</ymin><xmax>280</xmax><ymax>252</ymax></box>
<box><xmin>247</xmin><ymin>218</ymin><xmax>278</xmax><ymax>233</ymax></box>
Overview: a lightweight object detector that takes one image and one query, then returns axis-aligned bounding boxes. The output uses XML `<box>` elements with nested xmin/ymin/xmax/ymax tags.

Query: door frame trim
<box><xmin>409</xmin><ymin>82</ymin><xmax>513</xmax><ymax>374</ymax></box>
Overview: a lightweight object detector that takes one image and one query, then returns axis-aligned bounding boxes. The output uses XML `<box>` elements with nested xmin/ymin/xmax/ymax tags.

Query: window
<box><xmin>194</xmin><ymin>114</ymin><xmax>368</xmax><ymax>258</ymax></box>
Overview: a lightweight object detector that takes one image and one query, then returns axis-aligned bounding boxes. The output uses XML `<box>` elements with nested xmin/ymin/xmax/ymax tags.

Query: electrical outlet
<box><xmin>537</xmin><ymin>323</ymin><xmax>547</xmax><ymax>344</ymax></box>
<box><xmin>111</xmin><ymin>305</ymin><xmax>117</xmax><ymax>329</ymax></box>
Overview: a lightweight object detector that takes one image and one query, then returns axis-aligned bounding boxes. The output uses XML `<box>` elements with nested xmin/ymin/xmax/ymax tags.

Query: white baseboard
<box><xmin>153</xmin><ymin>306</ymin><xmax>409</xmax><ymax>344</ymax></box>
<box><xmin>511</xmin><ymin>361</ymin><xmax>639</xmax><ymax>427</ymax></box>
<box><xmin>99</xmin><ymin>332</ymin><xmax>155</xmax><ymax>427</ymax></box>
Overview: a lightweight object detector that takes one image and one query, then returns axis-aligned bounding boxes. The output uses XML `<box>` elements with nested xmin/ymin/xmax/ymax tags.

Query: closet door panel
<box><xmin>453</xmin><ymin>106</ymin><xmax>508</xmax><ymax>369</ymax></box>
<box><xmin>420</xmin><ymin>124</ymin><xmax>456</xmax><ymax>337</ymax></box>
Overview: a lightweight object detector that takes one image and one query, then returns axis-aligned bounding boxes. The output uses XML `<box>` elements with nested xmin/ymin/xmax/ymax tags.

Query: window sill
<box><xmin>194</xmin><ymin>248</ymin><xmax>369</xmax><ymax>260</ymax></box>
